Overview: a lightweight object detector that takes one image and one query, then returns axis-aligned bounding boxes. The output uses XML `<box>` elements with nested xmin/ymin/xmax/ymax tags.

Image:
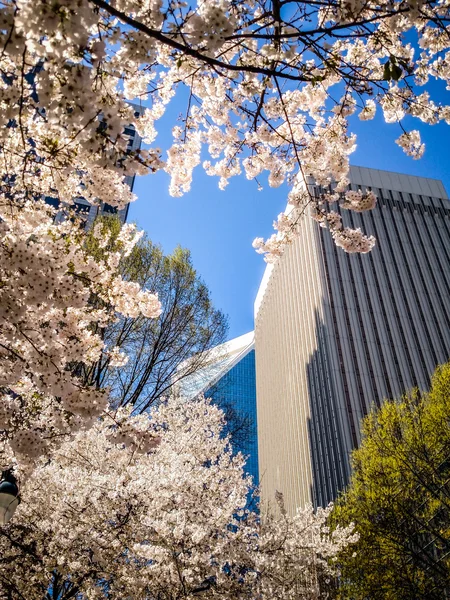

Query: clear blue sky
<box><xmin>129</xmin><ymin>93</ymin><xmax>450</xmax><ymax>342</ymax></box>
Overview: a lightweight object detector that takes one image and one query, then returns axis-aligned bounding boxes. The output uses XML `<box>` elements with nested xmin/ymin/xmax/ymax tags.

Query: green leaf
<box><xmin>391</xmin><ymin>63</ymin><xmax>403</xmax><ymax>81</ymax></box>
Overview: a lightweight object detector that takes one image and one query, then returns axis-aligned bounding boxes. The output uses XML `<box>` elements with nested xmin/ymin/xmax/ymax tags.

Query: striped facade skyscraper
<box><xmin>254</xmin><ymin>166</ymin><xmax>450</xmax><ymax>514</ymax></box>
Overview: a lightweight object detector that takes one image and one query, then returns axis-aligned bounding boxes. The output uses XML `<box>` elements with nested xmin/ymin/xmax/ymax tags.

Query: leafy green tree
<box><xmin>81</xmin><ymin>216</ymin><xmax>228</xmax><ymax>414</ymax></box>
<box><xmin>332</xmin><ymin>362</ymin><xmax>450</xmax><ymax>600</ymax></box>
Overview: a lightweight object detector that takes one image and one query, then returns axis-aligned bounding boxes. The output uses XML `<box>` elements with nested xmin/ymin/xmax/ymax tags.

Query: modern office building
<box><xmin>179</xmin><ymin>332</ymin><xmax>259</xmax><ymax>488</ymax></box>
<box><xmin>50</xmin><ymin>105</ymin><xmax>143</xmax><ymax>228</ymax></box>
<box><xmin>255</xmin><ymin>166</ymin><xmax>450</xmax><ymax>514</ymax></box>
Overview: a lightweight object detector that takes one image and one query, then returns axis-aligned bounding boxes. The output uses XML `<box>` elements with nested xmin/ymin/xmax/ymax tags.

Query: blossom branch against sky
<box><xmin>1</xmin><ymin>0</ymin><xmax>450</xmax><ymax>462</ymax></box>
<box><xmin>1</xmin><ymin>0</ymin><xmax>449</xmax><ymax>259</ymax></box>
<box><xmin>0</xmin><ymin>205</ymin><xmax>161</xmax><ymax>470</ymax></box>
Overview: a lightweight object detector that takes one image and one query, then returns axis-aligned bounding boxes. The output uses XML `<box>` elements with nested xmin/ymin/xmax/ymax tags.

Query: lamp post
<box><xmin>0</xmin><ymin>468</ymin><xmax>20</xmax><ymax>525</ymax></box>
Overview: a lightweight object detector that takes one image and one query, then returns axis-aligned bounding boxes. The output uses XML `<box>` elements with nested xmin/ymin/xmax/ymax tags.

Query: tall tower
<box><xmin>255</xmin><ymin>166</ymin><xmax>450</xmax><ymax>514</ymax></box>
<box><xmin>49</xmin><ymin>104</ymin><xmax>143</xmax><ymax>228</ymax></box>
<box><xmin>178</xmin><ymin>332</ymin><xmax>259</xmax><ymax>487</ymax></box>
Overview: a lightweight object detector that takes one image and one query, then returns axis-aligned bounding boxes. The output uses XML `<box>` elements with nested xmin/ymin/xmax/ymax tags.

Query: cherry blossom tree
<box><xmin>0</xmin><ymin>202</ymin><xmax>162</xmax><ymax>470</ymax></box>
<box><xmin>0</xmin><ymin>2</ymin><xmax>446</xmax><ymax>585</ymax></box>
<box><xmin>0</xmin><ymin>395</ymin><xmax>357</xmax><ymax>599</ymax></box>
<box><xmin>1</xmin><ymin>0</ymin><xmax>448</xmax><ymax>264</ymax></box>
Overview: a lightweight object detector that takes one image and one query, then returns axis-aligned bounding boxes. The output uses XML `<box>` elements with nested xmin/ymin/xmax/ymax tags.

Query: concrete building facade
<box><xmin>254</xmin><ymin>166</ymin><xmax>450</xmax><ymax>514</ymax></box>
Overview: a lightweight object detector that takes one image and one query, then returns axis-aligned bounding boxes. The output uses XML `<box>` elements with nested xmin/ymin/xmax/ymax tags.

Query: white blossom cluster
<box><xmin>0</xmin><ymin>0</ymin><xmax>449</xmax><ymax>465</ymax></box>
<box><xmin>396</xmin><ymin>130</ymin><xmax>426</xmax><ymax>159</ymax></box>
<box><xmin>0</xmin><ymin>200</ymin><xmax>161</xmax><ymax>467</ymax></box>
<box><xmin>252</xmin><ymin>210</ymin><xmax>299</xmax><ymax>263</ymax></box>
<box><xmin>315</xmin><ymin>187</ymin><xmax>377</xmax><ymax>253</ymax></box>
<box><xmin>0</xmin><ymin>395</ymin><xmax>358</xmax><ymax>599</ymax></box>
<box><xmin>253</xmin><ymin>181</ymin><xmax>378</xmax><ymax>261</ymax></box>
<box><xmin>0</xmin><ymin>0</ymin><xmax>445</xmax><ymax>273</ymax></box>
<box><xmin>252</xmin><ymin>234</ymin><xmax>286</xmax><ymax>263</ymax></box>
<box><xmin>311</xmin><ymin>200</ymin><xmax>376</xmax><ymax>254</ymax></box>
<box><xmin>342</xmin><ymin>189</ymin><xmax>378</xmax><ymax>212</ymax></box>
<box><xmin>185</xmin><ymin>0</ymin><xmax>237</xmax><ymax>53</ymax></box>
<box><xmin>332</xmin><ymin>226</ymin><xmax>376</xmax><ymax>253</ymax></box>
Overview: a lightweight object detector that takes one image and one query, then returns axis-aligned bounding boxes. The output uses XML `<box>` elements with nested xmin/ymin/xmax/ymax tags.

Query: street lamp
<box><xmin>0</xmin><ymin>469</ymin><xmax>20</xmax><ymax>525</ymax></box>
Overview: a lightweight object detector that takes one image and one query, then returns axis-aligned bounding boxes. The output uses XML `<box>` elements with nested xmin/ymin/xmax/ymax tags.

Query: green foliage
<box><xmin>84</xmin><ymin>214</ymin><xmax>123</xmax><ymax>259</ymax></box>
<box><xmin>382</xmin><ymin>56</ymin><xmax>409</xmax><ymax>82</ymax></box>
<box><xmin>332</xmin><ymin>363</ymin><xmax>450</xmax><ymax>599</ymax></box>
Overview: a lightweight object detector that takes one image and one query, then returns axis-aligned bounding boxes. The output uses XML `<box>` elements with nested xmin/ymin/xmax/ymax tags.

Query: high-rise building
<box><xmin>255</xmin><ymin>166</ymin><xmax>450</xmax><ymax>514</ymax></box>
<box><xmin>179</xmin><ymin>332</ymin><xmax>259</xmax><ymax>487</ymax></box>
<box><xmin>49</xmin><ymin>105</ymin><xmax>143</xmax><ymax>228</ymax></box>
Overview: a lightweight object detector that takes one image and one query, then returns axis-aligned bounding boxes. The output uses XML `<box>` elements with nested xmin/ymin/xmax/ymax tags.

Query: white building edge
<box><xmin>177</xmin><ymin>331</ymin><xmax>255</xmax><ymax>401</ymax></box>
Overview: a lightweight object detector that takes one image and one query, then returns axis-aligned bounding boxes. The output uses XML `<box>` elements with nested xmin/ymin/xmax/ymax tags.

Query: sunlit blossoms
<box><xmin>332</xmin><ymin>226</ymin><xmax>376</xmax><ymax>254</ymax></box>
<box><xmin>0</xmin><ymin>0</ymin><xmax>446</xmax><ymax>269</ymax></box>
<box><xmin>255</xmin><ymin>182</ymin><xmax>378</xmax><ymax>261</ymax></box>
<box><xmin>358</xmin><ymin>100</ymin><xmax>377</xmax><ymax>121</ymax></box>
<box><xmin>396</xmin><ymin>130</ymin><xmax>426</xmax><ymax>159</ymax></box>
<box><xmin>253</xmin><ymin>210</ymin><xmax>299</xmax><ymax>263</ymax></box>
<box><xmin>0</xmin><ymin>395</ymin><xmax>358</xmax><ymax>599</ymax></box>
<box><xmin>342</xmin><ymin>189</ymin><xmax>377</xmax><ymax>212</ymax></box>
<box><xmin>0</xmin><ymin>200</ymin><xmax>161</xmax><ymax>469</ymax></box>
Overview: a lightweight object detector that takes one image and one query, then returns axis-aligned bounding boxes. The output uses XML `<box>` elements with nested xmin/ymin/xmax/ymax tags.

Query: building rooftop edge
<box><xmin>177</xmin><ymin>331</ymin><xmax>255</xmax><ymax>400</ymax></box>
<box><xmin>350</xmin><ymin>164</ymin><xmax>446</xmax><ymax>184</ymax></box>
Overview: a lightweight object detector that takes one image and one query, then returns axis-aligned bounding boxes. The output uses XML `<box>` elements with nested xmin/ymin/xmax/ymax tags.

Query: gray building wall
<box><xmin>255</xmin><ymin>166</ymin><xmax>450</xmax><ymax>514</ymax></box>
